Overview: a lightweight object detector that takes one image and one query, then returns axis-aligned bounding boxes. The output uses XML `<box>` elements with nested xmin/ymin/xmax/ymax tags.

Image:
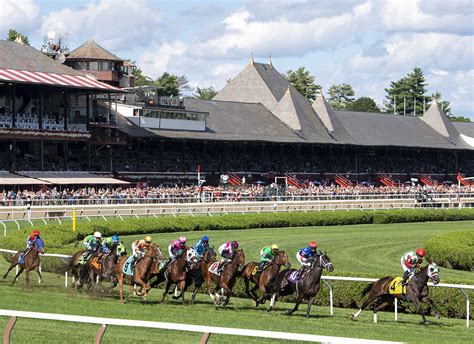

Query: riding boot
<box><xmin>401</xmin><ymin>271</ymin><xmax>410</xmax><ymax>285</ymax></box>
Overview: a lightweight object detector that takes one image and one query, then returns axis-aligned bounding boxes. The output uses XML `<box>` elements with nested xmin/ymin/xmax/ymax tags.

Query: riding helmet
<box><xmin>416</xmin><ymin>248</ymin><xmax>426</xmax><ymax>257</ymax></box>
<box><xmin>94</xmin><ymin>231</ymin><xmax>102</xmax><ymax>238</ymax></box>
<box><xmin>144</xmin><ymin>236</ymin><xmax>153</xmax><ymax>243</ymax></box>
<box><xmin>202</xmin><ymin>235</ymin><xmax>209</xmax><ymax>242</ymax></box>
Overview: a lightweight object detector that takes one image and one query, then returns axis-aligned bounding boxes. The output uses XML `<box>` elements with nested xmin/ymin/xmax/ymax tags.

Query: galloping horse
<box><xmin>183</xmin><ymin>247</ymin><xmax>217</xmax><ymax>304</ymax></box>
<box><xmin>208</xmin><ymin>249</ymin><xmax>245</xmax><ymax>306</ymax></box>
<box><xmin>3</xmin><ymin>237</ymin><xmax>44</xmax><ymax>287</ymax></box>
<box><xmin>154</xmin><ymin>248</ymin><xmax>198</xmax><ymax>304</ymax></box>
<box><xmin>351</xmin><ymin>262</ymin><xmax>441</xmax><ymax>324</ymax></box>
<box><xmin>242</xmin><ymin>250</ymin><xmax>291</xmax><ymax>307</ymax></box>
<box><xmin>269</xmin><ymin>253</ymin><xmax>334</xmax><ymax>317</ymax></box>
<box><xmin>116</xmin><ymin>244</ymin><xmax>163</xmax><ymax>303</ymax></box>
<box><xmin>89</xmin><ymin>242</ymin><xmax>121</xmax><ymax>292</ymax></box>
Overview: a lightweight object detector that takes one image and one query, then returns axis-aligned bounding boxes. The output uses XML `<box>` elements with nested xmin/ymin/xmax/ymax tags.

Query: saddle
<box><xmin>78</xmin><ymin>252</ymin><xmax>92</xmax><ymax>265</ymax></box>
<box><xmin>90</xmin><ymin>256</ymin><xmax>101</xmax><ymax>270</ymax></box>
<box><xmin>208</xmin><ymin>262</ymin><xmax>221</xmax><ymax>276</ymax></box>
<box><xmin>288</xmin><ymin>267</ymin><xmax>309</xmax><ymax>283</ymax></box>
<box><xmin>252</xmin><ymin>261</ymin><xmax>270</xmax><ymax>276</ymax></box>
<box><xmin>122</xmin><ymin>256</ymin><xmax>135</xmax><ymax>276</ymax></box>
<box><xmin>388</xmin><ymin>277</ymin><xmax>408</xmax><ymax>296</ymax></box>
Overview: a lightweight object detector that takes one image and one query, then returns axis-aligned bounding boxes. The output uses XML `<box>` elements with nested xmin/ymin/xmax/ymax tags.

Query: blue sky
<box><xmin>1</xmin><ymin>0</ymin><xmax>473</xmax><ymax>117</ymax></box>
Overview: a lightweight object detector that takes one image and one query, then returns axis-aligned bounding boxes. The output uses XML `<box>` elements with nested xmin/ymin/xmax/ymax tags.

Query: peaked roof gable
<box><xmin>272</xmin><ymin>86</ymin><xmax>302</xmax><ymax>130</ymax></box>
<box><xmin>421</xmin><ymin>101</ymin><xmax>460</xmax><ymax>139</ymax></box>
<box><xmin>213</xmin><ymin>62</ymin><xmax>278</xmax><ymax>109</ymax></box>
<box><xmin>68</xmin><ymin>40</ymin><xmax>122</xmax><ymax>61</ymax></box>
<box><xmin>312</xmin><ymin>93</ymin><xmax>335</xmax><ymax>132</ymax></box>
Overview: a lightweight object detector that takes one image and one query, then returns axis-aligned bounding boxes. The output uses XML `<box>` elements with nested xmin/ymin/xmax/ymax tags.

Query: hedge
<box><xmin>426</xmin><ymin>230</ymin><xmax>474</xmax><ymax>271</ymax></box>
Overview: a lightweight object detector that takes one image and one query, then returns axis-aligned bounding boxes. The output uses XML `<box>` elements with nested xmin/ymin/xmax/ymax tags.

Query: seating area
<box><xmin>0</xmin><ymin>112</ymin><xmax>86</xmax><ymax>132</ymax></box>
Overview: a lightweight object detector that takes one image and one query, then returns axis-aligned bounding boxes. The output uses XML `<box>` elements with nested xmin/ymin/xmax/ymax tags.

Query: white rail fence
<box><xmin>0</xmin><ymin>309</ymin><xmax>403</xmax><ymax>344</ymax></box>
<box><xmin>0</xmin><ymin>248</ymin><xmax>471</xmax><ymax>327</ymax></box>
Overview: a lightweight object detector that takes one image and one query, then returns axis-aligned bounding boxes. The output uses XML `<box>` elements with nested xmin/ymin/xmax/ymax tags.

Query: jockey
<box><xmin>168</xmin><ymin>236</ymin><xmax>187</xmax><ymax>260</ymax></box>
<box><xmin>296</xmin><ymin>241</ymin><xmax>319</xmax><ymax>268</ymax></box>
<box><xmin>99</xmin><ymin>234</ymin><xmax>119</xmax><ymax>262</ymax></box>
<box><xmin>401</xmin><ymin>248</ymin><xmax>426</xmax><ymax>285</ymax></box>
<box><xmin>217</xmin><ymin>241</ymin><xmax>238</xmax><ymax>272</ymax></box>
<box><xmin>130</xmin><ymin>239</ymin><xmax>148</xmax><ymax>267</ymax></box>
<box><xmin>83</xmin><ymin>232</ymin><xmax>102</xmax><ymax>254</ymax></box>
<box><xmin>258</xmin><ymin>244</ymin><xmax>279</xmax><ymax>271</ymax></box>
<box><xmin>193</xmin><ymin>235</ymin><xmax>209</xmax><ymax>260</ymax></box>
<box><xmin>20</xmin><ymin>229</ymin><xmax>42</xmax><ymax>263</ymax></box>
<box><xmin>144</xmin><ymin>236</ymin><xmax>153</xmax><ymax>245</ymax></box>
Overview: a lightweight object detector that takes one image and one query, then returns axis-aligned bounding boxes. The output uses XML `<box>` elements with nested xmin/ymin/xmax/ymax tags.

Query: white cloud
<box><xmin>188</xmin><ymin>2</ymin><xmax>373</xmax><ymax>59</ymax></box>
<box><xmin>137</xmin><ymin>41</ymin><xmax>187</xmax><ymax>78</ymax></box>
<box><xmin>0</xmin><ymin>0</ymin><xmax>39</xmax><ymax>33</ymax></box>
<box><xmin>40</xmin><ymin>0</ymin><xmax>162</xmax><ymax>53</ymax></box>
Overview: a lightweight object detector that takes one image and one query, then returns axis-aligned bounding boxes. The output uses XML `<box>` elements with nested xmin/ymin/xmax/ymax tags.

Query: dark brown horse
<box><xmin>269</xmin><ymin>253</ymin><xmax>334</xmax><ymax>317</ymax></box>
<box><xmin>208</xmin><ymin>249</ymin><xmax>245</xmax><ymax>306</ymax></box>
<box><xmin>151</xmin><ymin>248</ymin><xmax>198</xmax><ymax>304</ymax></box>
<box><xmin>116</xmin><ymin>244</ymin><xmax>163</xmax><ymax>303</ymax></box>
<box><xmin>351</xmin><ymin>262</ymin><xmax>441</xmax><ymax>324</ymax></box>
<box><xmin>89</xmin><ymin>242</ymin><xmax>120</xmax><ymax>292</ymax></box>
<box><xmin>242</xmin><ymin>250</ymin><xmax>291</xmax><ymax>307</ymax></box>
<box><xmin>3</xmin><ymin>238</ymin><xmax>44</xmax><ymax>287</ymax></box>
<box><xmin>182</xmin><ymin>247</ymin><xmax>217</xmax><ymax>304</ymax></box>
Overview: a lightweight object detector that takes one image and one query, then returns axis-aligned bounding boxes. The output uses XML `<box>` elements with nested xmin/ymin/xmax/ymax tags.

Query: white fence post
<box><xmin>394</xmin><ymin>298</ymin><xmax>398</xmax><ymax>321</ymax></box>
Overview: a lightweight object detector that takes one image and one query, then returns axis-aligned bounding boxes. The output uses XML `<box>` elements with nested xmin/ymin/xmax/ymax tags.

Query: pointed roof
<box><xmin>421</xmin><ymin>101</ymin><xmax>461</xmax><ymax>140</ymax></box>
<box><xmin>312</xmin><ymin>93</ymin><xmax>335</xmax><ymax>132</ymax></box>
<box><xmin>273</xmin><ymin>86</ymin><xmax>302</xmax><ymax>130</ymax></box>
<box><xmin>68</xmin><ymin>40</ymin><xmax>122</xmax><ymax>61</ymax></box>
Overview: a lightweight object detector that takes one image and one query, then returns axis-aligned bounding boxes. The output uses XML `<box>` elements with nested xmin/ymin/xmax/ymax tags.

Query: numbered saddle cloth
<box><xmin>287</xmin><ymin>270</ymin><xmax>301</xmax><ymax>283</ymax></box>
<box><xmin>388</xmin><ymin>277</ymin><xmax>407</xmax><ymax>295</ymax></box>
<box><xmin>208</xmin><ymin>262</ymin><xmax>220</xmax><ymax>276</ymax></box>
<box><xmin>122</xmin><ymin>256</ymin><xmax>135</xmax><ymax>276</ymax></box>
<box><xmin>78</xmin><ymin>252</ymin><xmax>90</xmax><ymax>265</ymax></box>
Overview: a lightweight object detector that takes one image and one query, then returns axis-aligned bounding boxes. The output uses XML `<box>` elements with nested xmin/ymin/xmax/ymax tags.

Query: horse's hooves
<box><xmin>435</xmin><ymin>315</ymin><xmax>441</xmax><ymax>320</ymax></box>
<box><xmin>285</xmin><ymin>311</ymin><xmax>292</xmax><ymax>316</ymax></box>
<box><xmin>423</xmin><ymin>321</ymin><xmax>430</xmax><ymax>325</ymax></box>
<box><xmin>349</xmin><ymin>314</ymin><xmax>356</xmax><ymax>320</ymax></box>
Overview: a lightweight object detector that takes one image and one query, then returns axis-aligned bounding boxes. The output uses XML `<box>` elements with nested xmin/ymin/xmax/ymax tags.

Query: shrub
<box><xmin>426</xmin><ymin>230</ymin><xmax>474</xmax><ymax>271</ymax></box>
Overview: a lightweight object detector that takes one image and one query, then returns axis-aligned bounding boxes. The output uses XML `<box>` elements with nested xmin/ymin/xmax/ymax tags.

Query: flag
<box><xmin>72</xmin><ymin>209</ymin><xmax>77</xmax><ymax>232</ymax></box>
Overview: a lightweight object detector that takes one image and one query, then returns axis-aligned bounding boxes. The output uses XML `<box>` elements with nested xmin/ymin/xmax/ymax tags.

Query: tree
<box><xmin>346</xmin><ymin>97</ymin><xmax>381</xmax><ymax>113</ymax></box>
<box><xmin>430</xmin><ymin>92</ymin><xmax>452</xmax><ymax>115</ymax></box>
<box><xmin>7</xmin><ymin>29</ymin><xmax>29</xmax><ymax>45</ymax></box>
<box><xmin>176</xmin><ymin>75</ymin><xmax>191</xmax><ymax>94</ymax></box>
<box><xmin>327</xmin><ymin>84</ymin><xmax>355</xmax><ymax>109</ymax></box>
<box><xmin>127</xmin><ymin>60</ymin><xmax>154</xmax><ymax>87</ymax></box>
<box><xmin>194</xmin><ymin>86</ymin><xmax>217</xmax><ymax>100</ymax></box>
<box><xmin>448</xmin><ymin>115</ymin><xmax>471</xmax><ymax>122</ymax></box>
<box><xmin>155</xmin><ymin>72</ymin><xmax>179</xmax><ymax>96</ymax></box>
<box><xmin>285</xmin><ymin>67</ymin><xmax>321</xmax><ymax>102</ymax></box>
<box><xmin>384</xmin><ymin>67</ymin><xmax>428</xmax><ymax>115</ymax></box>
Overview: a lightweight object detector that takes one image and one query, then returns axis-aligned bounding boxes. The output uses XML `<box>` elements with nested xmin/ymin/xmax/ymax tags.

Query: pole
<box><xmin>393</xmin><ymin>96</ymin><xmax>396</xmax><ymax>114</ymax></box>
<box><xmin>403</xmin><ymin>97</ymin><xmax>406</xmax><ymax>116</ymax></box>
<box><xmin>72</xmin><ymin>209</ymin><xmax>76</xmax><ymax>232</ymax></box>
<box><xmin>414</xmin><ymin>97</ymin><xmax>416</xmax><ymax>116</ymax></box>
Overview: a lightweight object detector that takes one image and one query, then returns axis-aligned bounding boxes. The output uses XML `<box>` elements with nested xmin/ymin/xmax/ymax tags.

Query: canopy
<box><xmin>0</xmin><ymin>171</ymin><xmax>51</xmax><ymax>185</ymax></box>
<box><xmin>0</xmin><ymin>67</ymin><xmax>121</xmax><ymax>91</ymax></box>
<box><xmin>18</xmin><ymin>172</ymin><xmax>129</xmax><ymax>185</ymax></box>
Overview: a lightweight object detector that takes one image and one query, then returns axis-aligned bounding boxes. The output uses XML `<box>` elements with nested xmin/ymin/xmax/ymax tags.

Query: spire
<box><xmin>250</xmin><ymin>52</ymin><xmax>254</xmax><ymax>65</ymax></box>
<box><xmin>312</xmin><ymin>92</ymin><xmax>335</xmax><ymax>132</ymax></box>
<box><xmin>269</xmin><ymin>55</ymin><xmax>273</xmax><ymax>66</ymax></box>
<box><xmin>14</xmin><ymin>35</ymin><xmax>24</xmax><ymax>45</ymax></box>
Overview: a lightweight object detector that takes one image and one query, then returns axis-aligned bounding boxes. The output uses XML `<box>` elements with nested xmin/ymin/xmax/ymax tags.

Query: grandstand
<box><xmin>0</xmin><ymin>39</ymin><xmax>473</xmax><ymax>188</ymax></box>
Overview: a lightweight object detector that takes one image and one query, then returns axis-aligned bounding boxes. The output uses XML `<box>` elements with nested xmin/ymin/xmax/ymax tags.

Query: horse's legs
<box><xmin>191</xmin><ymin>284</ymin><xmax>201</xmax><ymax>305</ymax></box>
<box><xmin>267</xmin><ymin>293</ymin><xmax>278</xmax><ymax>312</ymax></box>
<box><xmin>25</xmin><ymin>269</ymin><xmax>30</xmax><ymax>288</ymax></box>
<box><xmin>35</xmin><ymin>265</ymin><xmax>43</xmax><ymax>284</ymax></box>
<box><xmin>179</xmin><ymin>280</ymin><xmax>186</xmax><ymax>305</ymax></box>
<box><xmin>422</xmin><ymin>296</ymin><xmax>440</xmax><ymax>319</ymax></box>
<box><xmin>413</xmin><ymin>298</ymin><xmax>429</xmax><ymax>324</ymax></box>
<box><xmin>161</xmin><ymin>281</ymin><xmax>171</xmax><ymax>303</ymax></box>
<box><xmin>12</xmin><ymin>266</ymin><xmax>24</xmax><ymax>285</ymax></box>
<box><xmin>352</xmin><ymin>291</ymin><xmax>380</xmax><ymax>318</ymax></box>
<box><xmin>306</xmin><ymin>294</ymin><xmax>316</xmax><ymax>318</ymax></box>
<box><xmin>286</xmin><ymin>293</ymin><xmax>304</xmax><ymax>316</ymax></box>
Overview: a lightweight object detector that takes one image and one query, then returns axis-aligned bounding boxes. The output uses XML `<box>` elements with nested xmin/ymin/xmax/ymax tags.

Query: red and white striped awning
<box><xmin>0</xmin><ymin>68</ymin><xmax>122</xmax><ymax>91</ymax></box>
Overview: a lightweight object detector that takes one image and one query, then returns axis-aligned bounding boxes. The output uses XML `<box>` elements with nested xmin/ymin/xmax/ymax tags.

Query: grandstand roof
<box><xmin>114</xmin><ymin>60</ymin><xmax>472</xmax><ymax>150</ymax></box>
<box><xmin>0</xmin><ymin>40</ymin><xmax>82</xmax><ymax>76</ymax></box>
<box><xmin>67</xmin><ymin>40</ymin><xmax>123</xmax><ymax>61</ymax></box>
<box><xmin>18</xmin><ymin>172</ymin><xmax>129</xmax><ymax>185</ymax></box>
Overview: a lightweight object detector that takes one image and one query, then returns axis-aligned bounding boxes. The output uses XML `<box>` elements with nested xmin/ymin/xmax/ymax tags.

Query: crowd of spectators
<box><xmin>1</xmin><ymin>182</ymin><xmax>472</xmax><ymax>207</ymax></box>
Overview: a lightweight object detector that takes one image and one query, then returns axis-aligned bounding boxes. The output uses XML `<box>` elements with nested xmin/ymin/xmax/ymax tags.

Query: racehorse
<box><xmin>70</xmin><ymin>247</ymin><xmax>100</xmax><ymax>290</ymax></box>
<box><xmin>351</xmin><ymin>262</ymin><xmax>441</xmax><ymax>324</ymax></box>
<box><xmin>89</xmin><ymin>242</ymin><xmax>121</xmax><ymax>292</ymax></box>
<box><xmin>3</xmin><ymin>237</ymin><xmax>44</xmax><ymax>287</ymax></box>
<box><xmin>269</xmin><ymin>253</ymin><xmax>334</xmax><ymax>317</ymax></box>
<box><xmin>208</xmin><ymin>249</ymin><xmax>245</xmax><ymax>306</ymax></box>
<box><xmin>242</xmin><ymin>250</ymin><xmax>291</xmax><ymax>307</ymax></box>
<box><xmin>153</xmin><ymin>248</ymin><xmax>198</xmax><ymax>304</ymax></box>
<box><xmin>116</xmin><ymin>244</ymin><xmax>163</xmax><ymax>303</ymax></box>
<box><xmin>182</xmin><ymin>247</ymin><xmax>217</xmax><ymax>305</ymax></box>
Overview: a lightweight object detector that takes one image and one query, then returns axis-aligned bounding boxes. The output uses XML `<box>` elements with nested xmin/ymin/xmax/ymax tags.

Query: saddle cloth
<box><xmin>122</xmin><ymin>256</ymin><xmax>135</xmax><ymax>276</ymax></box>
<box><xmin>90</xmin><ymin>256</ymin><xmax>101</xmax><ymax>270</ymax></box>
<box><xmin>252</xmin><ymin>262</ymin><xmax>269</xmax><ymax>276</ymax></box>
<box><xmin>288</xmin><ymin>270</ymin><xmax>300</xmax><ymax>283</ymax></box>
<box><xmin>388</xmin><ymin>277</ymin><xmax>407</xmax><ymax>295</ymax></box>
<box><xmin>208</xmin><ymin>262</ymin><xmax>220</xmax><ymax>276</ymax></box>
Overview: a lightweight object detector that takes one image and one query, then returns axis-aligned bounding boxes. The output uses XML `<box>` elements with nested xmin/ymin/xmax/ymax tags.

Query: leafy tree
<box><xmin>430</xmin><ymin>92</ymin><xmax>452</xmax><ymax>115</ymax></box>
<box><xmin>194</xmin><ymin>86</ymin><xmax>217</xmax><ymax>100</ymax></box>
<box><xmin>346</xmin><ymin>97</ymin><xmax>381</xmax><ymax>113</ymax></box>
<box><xmin>384</xmin><ymin>67</ymin><xmax>428</xmax><ymax>115</ymax></box>
<box><xmin>176</xmin><ymin>75</ymin><xmax>191</xmax><ymax>94</ymax></box>
<box><xmin>155</xmin><ymin>72</ymin><xmax>179</xmax><ymax>96</ymax></box>
<box><xmin>285</xmin><ymin>67</ymin><xmax>321</xmax><ymax>102</ymax></box>
<box><xmin>327</xmin><ymin>84</ymin><xmax>355</xmax><ymax>109</ymax></box>
<box><xmin>448</xmin><ymin>115</ymin><xmax>471</xmax><ymax>122</ymax></box>
<box><xmin>7</xmin><ymin>29</ymin><xmax>29</xmax><ymax>45</ymax></box>
<box><xmin>127</xmin><ymin>60</ymin><xmax>154</xmax><ymax>87</ymax></box>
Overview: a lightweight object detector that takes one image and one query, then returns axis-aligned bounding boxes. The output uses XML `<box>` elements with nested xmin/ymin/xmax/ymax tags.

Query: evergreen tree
<box><xmin>384</xmin><ymin>67</ymin><xmax>428</xmax><ymax>115</ymax></box>
<box><xmin>327</xmin><ymin>84</ymin><xmax>355</xmax><ymax>109</ymax></box>
<box><xmin>155</xmin><ymin>72</ymin><xmax>179</xmax><ymax>96</ymax></box>
<box><xmin>346</xmin><ymin>97</ymin><xmax>381</xmax><ymax>113</ymax></box>
<box><xmin>285</xmin><ymin>67</ymin><xmax>321</xmax><ymax>102</ymax></box>
<box><xmin>430</xmin><ymin>92</ymin><xmax>452</xmax><ymax>115</ymax></box>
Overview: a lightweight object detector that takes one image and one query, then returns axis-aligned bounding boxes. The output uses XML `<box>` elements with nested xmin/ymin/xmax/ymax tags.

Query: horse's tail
<box><xmin>361</xmin><ymin>282</ymin><xmax>374</xmax><ymax>296</ymax></box>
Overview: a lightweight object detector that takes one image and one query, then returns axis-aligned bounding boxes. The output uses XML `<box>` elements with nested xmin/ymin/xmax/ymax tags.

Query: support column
<box><xmin>12</xmin><ymin>84</ymin><xmax>16</xmax><ymax>128</ymax></box>
<box><xmin>109</xmin><ymin>145</ymin><xmax>113</xmax><ymax>173</ymax></box>
<box><xmin>86</xmin><ymin>92</ymin><xmax>90</xmax><ymax>131</ymax></box>
<box><xmin>63</xmin><ymin>91</ymin><xmax>68</xmax><ymax>131</ymax></box>
<box><xmin>63</xmin><ymin>142</ymin><xmax>68</xmax><ymax>170</ymax></box>
<box><xmin>10</xmin><ymin>141</ymin><xmax>16</xmax><ymax>172</ymax></box>
<box><xmin>455</xmin><ymin>151</ymin><xmax>459</xmax><ymax>172</ymax></box>
<box><xmin>40</xmin><ymin>139</ymin><xmax>44</xmax><ymax>171</ymax></box>
<box><xmin>136</xmin><ymin>139</ymin><xmax>141</xmax><ymax>172</ymax></box>
<box><xmin>39</xmin><ymin>88</ymin><xmax>44</xmax><ymax>130</ymax></box>
<box><xmin>87</xmin><ymin>142</ymin><xmax>91</xmax><ymax>171</ymax></box>
<box><xmin>355</xmin><ymin>149</ymin><xmax>359</xmax><ymax>174</ymax></box>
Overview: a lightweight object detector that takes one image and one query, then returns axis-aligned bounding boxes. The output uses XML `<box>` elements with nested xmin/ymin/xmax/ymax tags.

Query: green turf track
<box><xmin>0</xmin><ymin>221</ymin><xmax>473</xmax><ymax>343</ymax></box>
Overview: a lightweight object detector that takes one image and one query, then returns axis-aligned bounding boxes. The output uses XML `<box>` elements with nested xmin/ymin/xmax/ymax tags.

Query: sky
<box><xmin>1</xmin><ymin>0</ymin><xmax>473</xmax><ymax>117</ymax></box>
